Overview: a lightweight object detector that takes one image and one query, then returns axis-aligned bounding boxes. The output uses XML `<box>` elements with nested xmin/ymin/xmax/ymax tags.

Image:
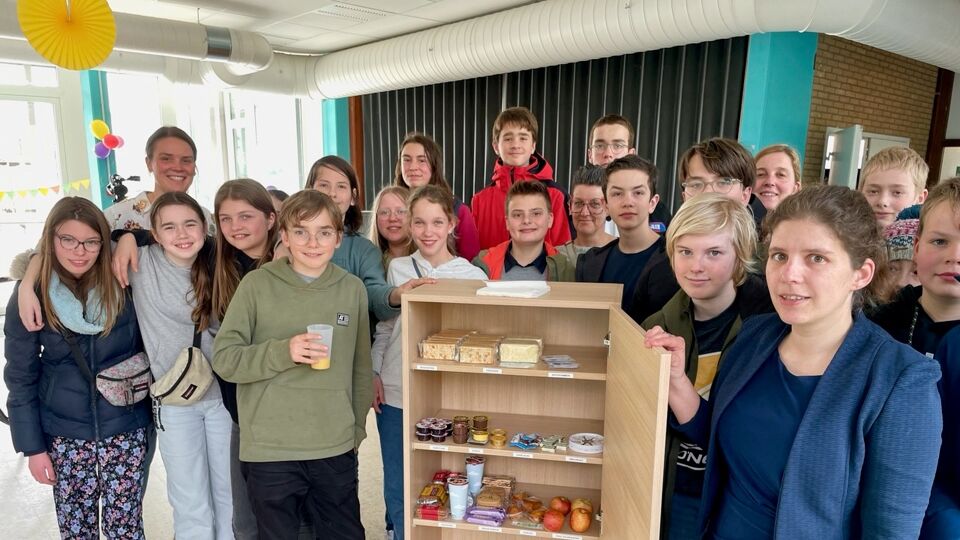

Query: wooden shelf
<box><xmin>413</xmin><ymin>483</ymin><xmax>602</xmax><ymax>539</ymax></box>
<box><xmin>413</xmin><ymin>410</ymin><xmax>604</xmax><ymax>465</ymax></box>
<box><xmin>412</xmin><ymin>345</ymin><xmax>609</xmax><ymax>381</ymax></box>
<box><xmin>403</xmin><ymin>279</ymin><xmax>623</xmax><ymax>310</ymax></box>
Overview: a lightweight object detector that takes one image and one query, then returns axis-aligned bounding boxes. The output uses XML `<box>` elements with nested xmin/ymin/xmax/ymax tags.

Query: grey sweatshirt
<box><xmin>129</xmin><ymin>244</ymin><xmax>220</xmax><ymax>402</ymax></box>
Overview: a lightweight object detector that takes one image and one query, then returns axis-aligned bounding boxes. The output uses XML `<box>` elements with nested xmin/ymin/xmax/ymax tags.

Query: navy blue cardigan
<box><xmin>922</xmin><ymin>325</ymin><xmax>960</xmax><ymax>539</ymax></box>
<box><xmin>3</xmin><ymin>285</ymin><xmax>151</xmax><ymax>455</ymax></box>
<box><xmin>676</xmin><ymin>312</ymin><xmax>942</xmax><ymax>539</ymax></box>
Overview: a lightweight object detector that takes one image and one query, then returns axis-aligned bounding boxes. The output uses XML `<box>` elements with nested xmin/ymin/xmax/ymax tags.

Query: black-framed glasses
<box><xmin>570</xmin><ymin>199</ymin><xmax>605</xmax><ymax>215</ymax></box>
<box><xmin>681</xmin><ymin>177</ymin><xmax>742</xmax><ymax>195</ymax></box>
<box><xmin>589</xmin><ymin>142</ymin><xmax>629</xmax><ymax>152</ymax></box>
<box><xmin>57</xmin><ymin>235</ymin><xmax>103</xmax><ymax>253</ymax></box>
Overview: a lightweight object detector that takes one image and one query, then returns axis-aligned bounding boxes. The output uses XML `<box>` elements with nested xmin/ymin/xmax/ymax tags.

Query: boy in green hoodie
<box><xmin>213</xmin><ymin>190</ymin><xmax>371</xmax><ymax>540</ymax></box>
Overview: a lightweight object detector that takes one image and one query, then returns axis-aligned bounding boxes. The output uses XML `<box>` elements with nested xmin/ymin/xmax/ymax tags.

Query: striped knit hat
<box><xmin>883</xmin><ymin>218</ymin><xmax>919</xmax><ymax>262</ymax></box>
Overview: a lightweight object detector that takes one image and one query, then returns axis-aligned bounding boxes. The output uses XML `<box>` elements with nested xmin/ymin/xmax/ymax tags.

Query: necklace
<box><xmin>907</xmin><ymin>304</ymin><xmax>920</xmax><ymax>346</ymax></box>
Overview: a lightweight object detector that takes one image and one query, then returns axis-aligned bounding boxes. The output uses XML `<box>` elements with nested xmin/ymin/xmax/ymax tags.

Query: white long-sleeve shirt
<box><xmin>371</xmin><ymin>251</ymin><xmax>487</xmax><ymax>408</ymax></box>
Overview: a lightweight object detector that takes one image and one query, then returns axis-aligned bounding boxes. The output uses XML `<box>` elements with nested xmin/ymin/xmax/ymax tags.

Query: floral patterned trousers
<box><xmin>48</xmin><ymin>427</ymin><xmax>147</xmax><ymax>539</ymax></box>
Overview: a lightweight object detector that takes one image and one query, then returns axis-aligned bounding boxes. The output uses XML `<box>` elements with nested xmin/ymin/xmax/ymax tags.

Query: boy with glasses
<box><xmin>556</xmin><ymin>165</ymin><xmax>616</xmax><ymax>263</ymax></box>
<box><xmin>628</xmin><ymin>137</ymin><xmax>763</xmax><ymax>323</ymax></box>
<box><xmin>214</xmin><ymin>190</ymin><xmax>372</xmax><ymax>539</ymax></box>
<box><xmin>587</xmin><ymin>114</ymin><xmax>671</xmax><ymax>234</ymax></box>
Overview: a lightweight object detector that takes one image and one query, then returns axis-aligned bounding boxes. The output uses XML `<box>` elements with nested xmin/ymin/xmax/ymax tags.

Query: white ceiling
<box><xmin>107</xmin><ymin>0</ymin><xmax>538</xmax><ymax>54</ymax></box>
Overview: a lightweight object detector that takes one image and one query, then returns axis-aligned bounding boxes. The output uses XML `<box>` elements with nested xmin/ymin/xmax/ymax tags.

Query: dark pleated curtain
<box><xmin>362</xmin><ymin>37</ymin><xmax>747</xmax><ymax>213</ymax></box>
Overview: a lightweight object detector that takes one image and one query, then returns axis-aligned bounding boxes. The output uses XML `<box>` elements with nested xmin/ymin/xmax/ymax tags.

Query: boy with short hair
<box><xmin>576</xmin><ymin>155</ymin><xmax>663</xmax><ymax>313</ymax></box>
<box><xmin>677</xmin><ymin>137</ymin><xmax>765</xmax><ymax>229</ymax></box>
<box><xmin>587</xmin><ymin>114</ymin><xmax>637</xmax><ymax>167</ymax></box>
<box><xmin>859</xmin><ymin>146</ymin><xmax>929</xmax><ymax>228</ymax></box>
<box><xmin>628</xmin><ymin>138</ymin><xmax>763</xmax><ymax>323</ymax></box>
<box><xmin>471</xmin><ymin>106</ymin><xmax>571</xmax><ymax>250</ymax></box>
<box><xmin>472</xmin><ymin>180</ymin><xmax>574</xmax><ymax>281</ymax></box>
<box><xmin>213</xmin><ymin>190</ymin><xmax>372</xmax><ymax>539</ymax></box>
<box><xmin>869</xmin><ymin>177</ymin><xmax>960</xmax><ymax>538</ymax></box>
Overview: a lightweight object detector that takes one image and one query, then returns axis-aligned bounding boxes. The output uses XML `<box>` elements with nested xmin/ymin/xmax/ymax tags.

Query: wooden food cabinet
<box><xmin>402</xmin><ymin>280</ymin><xmax>670</xmax><ymax>539</ymax></box>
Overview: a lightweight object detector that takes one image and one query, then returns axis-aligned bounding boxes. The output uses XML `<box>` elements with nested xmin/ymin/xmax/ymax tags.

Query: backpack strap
<box><xmin>192</xmin><ymin>323</ymin><xmax>201</xmax><ymax>348</ymax></box>
<box><xmin>411</xmin><ymin>258</ymin><xmax>423</xmax><ymax>278</ymax></box>
<box><xmin>62</xmin><ymin>329</ymin><xmax>95</xmax><ymax>383</ymax></box>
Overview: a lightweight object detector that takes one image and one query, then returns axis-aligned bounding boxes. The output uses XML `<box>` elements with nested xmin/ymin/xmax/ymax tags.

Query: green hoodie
<box><xmin>213</xmin><ymin>258</ymin><xmax>373</xmax><ymax>463</ymax></box>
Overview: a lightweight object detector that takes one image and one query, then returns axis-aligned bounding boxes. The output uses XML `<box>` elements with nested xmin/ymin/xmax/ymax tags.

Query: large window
<box><xmin>104</xmin><ymin>72</ymin><xmax>163</xmax><ymax>192</ymax></box>
<box><xmin>0</xmin><ymin>63</ymin><xmax>66</xmax><ymax>277</ymax></box>
<box><xmin>224</xmin><ymin>90</ymin><xmax>304</xmax><ymax>196</ymax></box>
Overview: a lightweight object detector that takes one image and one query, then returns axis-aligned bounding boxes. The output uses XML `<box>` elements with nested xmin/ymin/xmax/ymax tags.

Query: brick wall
<box><xmin>803</xmin><ymin>35</ymin><xmax>938</xmax><ymax>183</ymax></box>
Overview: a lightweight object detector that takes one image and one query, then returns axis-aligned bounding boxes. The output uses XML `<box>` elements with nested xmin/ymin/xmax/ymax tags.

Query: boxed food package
<box><xmin>458</xmin><ymin>336</ymin><xmax>501</xmax><ymax>364</ymax></box>
<box><xmin>419</xmin><ymin>336</ymin><xmax>461</xmax><ymax>361</ymax></box>
<box><xmin>499</xmin><ymin>338</ymin><xmax>542</xmax><ymax>364</ymax></box>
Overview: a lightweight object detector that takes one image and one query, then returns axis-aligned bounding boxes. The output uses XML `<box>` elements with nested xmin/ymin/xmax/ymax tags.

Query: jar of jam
<box><xmin>472</xmin><ymin>415</ymin><xmax>488</xmax><ymax>431</ymax></box>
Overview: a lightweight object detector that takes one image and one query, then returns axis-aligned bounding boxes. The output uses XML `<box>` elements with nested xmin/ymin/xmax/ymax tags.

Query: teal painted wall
<box><xmin>322</xmin><ymin>98</ymin><xmax>350</xmax><ymax>160</ymax></box>
<box><xmin>739</xmin><ymin>32</ymin><xmax>818</xmax><ymax>167</ymax></box>
<box><xmin>79</xmin><ymin>70</ymin><xmax>114</xmax><ymax>209</ymax></box>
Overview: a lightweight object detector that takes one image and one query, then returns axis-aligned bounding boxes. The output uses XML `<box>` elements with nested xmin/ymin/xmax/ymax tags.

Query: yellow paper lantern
<box><xmin>17</xmin><ymin>0</ymin><xmax>117</xmax><ymax>71</ymax></box>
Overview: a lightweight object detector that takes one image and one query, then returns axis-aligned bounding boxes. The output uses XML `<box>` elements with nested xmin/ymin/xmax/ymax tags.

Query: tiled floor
<box><xmin>0</xmin><ymin>281</ymin><xmax>389</xmax><ymax>539</ymax></box>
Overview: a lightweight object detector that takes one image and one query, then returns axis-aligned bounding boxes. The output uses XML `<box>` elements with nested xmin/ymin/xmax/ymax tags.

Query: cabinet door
<box><xmin>600</xmin><ymin>307</ymin><xmax>671</xmax><ymax>539</ymax></box>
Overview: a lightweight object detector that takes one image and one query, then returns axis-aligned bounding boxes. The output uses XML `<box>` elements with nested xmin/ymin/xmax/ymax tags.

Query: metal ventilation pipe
<box><xmin>0</xmin><ymin>0</ymin><xmax>273</xmax><ymax>73</ymax></box>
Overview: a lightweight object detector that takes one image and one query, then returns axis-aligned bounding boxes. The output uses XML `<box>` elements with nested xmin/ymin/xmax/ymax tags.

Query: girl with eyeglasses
<box><xmin>5</xmin><ymin>197</ymin><xmax>151</xmax><ymax>538</ymax></box>
<box><xmin>557</xmin><ymin>165</ymin><xmax>616</xmax><ymax>264</ymax></box>
<box><xmin>367</xmin><ymin>185</ymin><xmax>414</xmax><ymax>270</ymax></box>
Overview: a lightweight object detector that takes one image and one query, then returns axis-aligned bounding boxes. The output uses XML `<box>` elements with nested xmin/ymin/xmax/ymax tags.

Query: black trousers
<box><xmin>242</xmin><ymin>451</ymin><xmax>364</xmax><ymax>540</ymax></box>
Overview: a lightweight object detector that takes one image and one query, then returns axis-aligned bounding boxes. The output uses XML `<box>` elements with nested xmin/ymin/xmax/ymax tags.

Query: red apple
<box><xmin>543</xmin><ymin>509</ymin><xmax>565</xmax><ymax>532</ymax></box>
<box><xmin>549</xmin><ymin>495</ymin><xmax>572</xmax><ymax>515</ymax></box>
<box><xmin>569</xmin><ymin>507</ymin><xmax>592</xmax><ymax>533</ymax></box>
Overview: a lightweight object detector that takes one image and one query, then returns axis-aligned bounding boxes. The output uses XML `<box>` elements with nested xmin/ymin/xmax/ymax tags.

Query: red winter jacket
<box><xmin>470</xmin><ymin>153</ymin><xmax>571</xmax><ymax>250</ymax></box>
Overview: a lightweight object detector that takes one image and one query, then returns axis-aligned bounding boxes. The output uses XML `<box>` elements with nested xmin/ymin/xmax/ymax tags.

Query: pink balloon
<box><xmin>94</xmin><ymin>142</ymin><xmax>111</xmax><ymax>159</ymax></box>
<box><xmin>102</xmin><ymin>134</ymin><xmax>120</xmax><ymax>149</ymax></box>
<box><xmin>115</xmin><ymin>136</ymin><xmax>124</xmax><ymax>148</ymax></box>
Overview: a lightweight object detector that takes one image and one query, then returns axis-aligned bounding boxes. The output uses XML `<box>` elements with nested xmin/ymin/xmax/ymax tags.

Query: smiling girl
<box><xmin>367</xmin><ymin>185</ymin><xmax>413</xmax><ymax>269</ymax></box>
<box><xmin>754</xmin><ymin>144</ymin><xmax>801</xmax><ymax>211</ymax></box>
<box><xmin>306</xmin><ymin>156</ymin><xmax>433</xmax><ymax>323</ymax></box>
<box><xmin>394</xmin><ymin>133</ymin><xmax>480</xmax><ymax>260</ymax></box>
<box><xmin>5</xmin><ymin>197</ymin><xmax>150</xmax><ymax>538</ymax></box>
<box><xmin>129</xmin><ymin>192</ymin><xmax>233</xmax><ymax>539</ymax></box>
<box><xmin>646</xmin><ymin>185</ymin><xmax>941</xmax><ymax>538</ymax></box>
<box><xmin>371</xmin><ymin>185</ymin><xmax>487</xmax><ymax>539</ymax></box>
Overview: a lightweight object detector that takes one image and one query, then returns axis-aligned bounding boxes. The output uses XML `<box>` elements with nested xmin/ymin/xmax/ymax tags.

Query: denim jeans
<box><xmin>156</xmin><ymin>398</ymin><xmax>234</xmax><ymax>540</ymax></box>
<box><xmin>376</xmin><ymin>404</ymin><xmax>404</xmax><ymax>540</ymax></box>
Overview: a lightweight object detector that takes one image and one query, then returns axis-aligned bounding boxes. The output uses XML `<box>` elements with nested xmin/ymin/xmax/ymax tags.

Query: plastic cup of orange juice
<box><xmin>306</xmin><ymin>324</ymin><xmax>333</xmax><ymax>370</ymax></box>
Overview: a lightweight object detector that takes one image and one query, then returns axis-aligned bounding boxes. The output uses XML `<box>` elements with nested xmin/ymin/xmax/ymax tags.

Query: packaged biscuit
<box><xmin>419</xmin><ymin>336</ymin><xmax>461</xmax><ymax>361</ymax></box>
<box><xmin>458</xmin><ymin>338</ymin><xmax>499</xmax><ymax>364</ymax></box>
<box><xmin>499</xmin><ymin>338</ymin><xmax>541</xmax><ymax>363</ymax></box>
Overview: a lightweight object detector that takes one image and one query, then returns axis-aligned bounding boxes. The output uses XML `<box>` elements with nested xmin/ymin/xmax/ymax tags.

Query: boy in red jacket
<box><xmin>471</xmin><ymin>106</ymin><xmax>571</xmax><ymax>249</ymax></box>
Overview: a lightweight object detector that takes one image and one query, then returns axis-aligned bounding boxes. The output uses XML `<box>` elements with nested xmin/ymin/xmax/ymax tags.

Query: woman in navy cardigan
<box><xmin>646</xmin><ymin>185</ymin><xmax>942</xmax><ymax>539</ymax></box>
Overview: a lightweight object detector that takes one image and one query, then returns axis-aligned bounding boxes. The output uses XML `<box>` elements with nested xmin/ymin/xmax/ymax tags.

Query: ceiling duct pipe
<box><xmin>0</xmin><ymin>0</ymin><xmax>273</xmax><ymax>73</ymax></box>
<box><xmin>308</xmin><ymin>0</ymin><xmax>960</xmax><ymax>98</ymax></box>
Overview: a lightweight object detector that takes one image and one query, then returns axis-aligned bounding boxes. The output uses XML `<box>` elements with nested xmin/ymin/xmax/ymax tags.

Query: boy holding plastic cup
<box><xmin>213</xmin><ymin>190</ymin><xmax>372</xmax><ymax>539</ymax></box>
